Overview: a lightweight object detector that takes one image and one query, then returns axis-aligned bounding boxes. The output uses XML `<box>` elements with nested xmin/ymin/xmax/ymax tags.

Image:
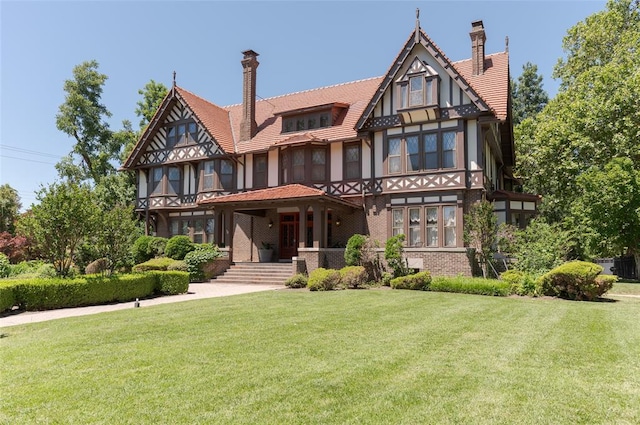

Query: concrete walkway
<box><xmin>0</xmin><ymin>282</ymin><xmax>284</xmax><ymax>328</ymax></box>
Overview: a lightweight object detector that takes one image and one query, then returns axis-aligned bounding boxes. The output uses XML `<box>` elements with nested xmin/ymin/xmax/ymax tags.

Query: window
<box><xmin>408</xmin><ymin>208</ymin><xmax>421</xmax><ymax>247</ymax></box>
<box><xmin>409</xmin><ymin>76</ymin><xmax>423</xmax><ymax>107</ymax></box>
<box><xmin>170</xmin><ymin>220</ymin><xmax>179</xmax><ymax>237</ymax></box>
<box><xmin>202</xmin><ymin>159</ymin><xmax>234</xmax><ymax>191</ymax></box>
<box><xmin>344</xmin><ymin>143</ymin><xmax>361</xmax><ymax>180</ymax></box>
<box><xmin>203</xmin><ymin>161</ymin><xmax>215</xmax><ymax>190</ymax></box>
<box><xmin>386</xmin><ymin>130</ymin><xmax>457</xmax><ymax>174</ymax></box>
<box><xmin>151</xmin><ymin>167</ymin><xmax>163</xmax><ymax>195</ymax></box>
<box><xmin>166</xmin><ymin>121</ymin><xmax>197</xmax><ymax>148</ymax></box>
<box><xmin>193</xmin><ymin>220</ymin><xmax>204</xmax><ymax>244</ymax></box>
<box><xmin>392</xmin><ymin>209</ymin><xmax>404</xmax><ymax>236</ymax></box>
<box><xmin>311</xmin><ymin>148</ymin><xmax>326</xmax><ymax>181</ymax></box>
<box><xmin>253</xmin><ymin>154</ymin><xmax>268</xmax><ymax>188</ymax></box>
<box><xmin>219</xmin><ymin>160</ymin><xmax>233</xmax><ymax>190</ymax></box>
<box><xmin>399</xmin><ymin>74</ymin><xmax>439</xmax><ymax>109</ymax></box>
<box><xmin>170</xmin><ymin>216</ymin><xmax>216</xmax><ymax>243</ymax></box>
<box><xmin>282</xmin><ymin>112</ymin><xmax>332</xmax><ymax>133</ymax></box>
<box><xmin>444</xmin><ymin>206</ymin><xmax>457</xmax><ymax>247</ymax></box>
<box><xmin>388</xmin><ymin>138</ymin><xmax>402</xmax><ymax>174</ymax></box>
<box><xmin>168</xmin><ymin>166</ymin><xmax>180</xmax><ymax>195</ymax></box>
<box><xmin>206</xmin><ymin>218</ymin><xmax>215</xmax><ymax>243</ymax></box>
<box><xmin>426</xmin><ymin>207</ymin><xmax>438</xmax><ymax>247</ymax></box>
<box><xmin>390</xmin><ymin>206</ymin><xmax>457</xmax><ymax>248</ymax></box>
<box><xmin>280</xmin><ymin>147</ymin><xmax>328</xmax><ymax>184</ymax></box>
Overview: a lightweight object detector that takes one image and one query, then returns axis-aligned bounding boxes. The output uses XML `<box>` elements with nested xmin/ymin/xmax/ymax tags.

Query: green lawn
<box><xmin>2</xmin><ymin>290</ymin><xmax>639</xmax><ymax>424</ymax></box>
<box><xmin>611</xmin><ymin>280</ymin><xmax>640</xmax><ymax>295</ymax></box>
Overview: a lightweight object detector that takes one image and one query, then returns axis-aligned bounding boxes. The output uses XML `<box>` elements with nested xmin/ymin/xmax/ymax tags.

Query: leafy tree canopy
<box><xmin>0</xmin><ymin>184</ymin><xmax>21</xmax><ymax>234</ymax></box>
<box><xmin>135</xmin><ymin>79</ymin><xmax>169</xmax><ymax>129</ymax></box>
<box><xmin>511</xmin><ymin>62</ymin><xmax>548</xmax><ymax>125</ymax></box>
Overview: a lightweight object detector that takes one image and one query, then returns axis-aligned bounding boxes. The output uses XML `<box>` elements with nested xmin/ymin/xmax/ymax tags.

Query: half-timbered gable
<box><xmin>121</xmin><ymin>15</ymin><xmax>536</xmax><ymax>276</ymax></box>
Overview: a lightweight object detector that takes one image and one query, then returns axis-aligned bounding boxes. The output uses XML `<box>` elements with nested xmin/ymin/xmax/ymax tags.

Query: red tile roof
<box><xmin>453</xmin><ymin>52</ymin><xmax>510</xmax><ymax>121</ymax></box>
<box><xmin>175</xmin><ymin>87</ymin><xmax>236</xmax><ymax>153</ymax></box>
<box><xmin>199</xmin><ymin>184</ymin><xmax>359</xmax><ymax>208</ymax></box>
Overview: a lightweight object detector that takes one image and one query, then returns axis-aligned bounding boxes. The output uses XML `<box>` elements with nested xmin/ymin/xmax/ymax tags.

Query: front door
<box><xmin>279</xmin><ymin>213</ymin><xmax>299</xmax><ymax>259</ymax></box>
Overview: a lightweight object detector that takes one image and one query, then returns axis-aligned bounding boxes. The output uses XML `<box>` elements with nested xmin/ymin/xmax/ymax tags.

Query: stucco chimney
<box><xmin>240</xmin><ymin>50</ymin><xmax>259</xmax><ymax>140</ymax></box>
<box><xmin>470</xmin><ymin>20</ymin><xmax>486</xmax><ymax>75</ymax></box>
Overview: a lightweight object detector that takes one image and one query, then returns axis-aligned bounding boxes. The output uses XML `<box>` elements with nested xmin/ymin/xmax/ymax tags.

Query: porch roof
<box><xmin>198</xmin><ymin>184</ymin><xmax>361</xmax><ymax>210</ymax></box>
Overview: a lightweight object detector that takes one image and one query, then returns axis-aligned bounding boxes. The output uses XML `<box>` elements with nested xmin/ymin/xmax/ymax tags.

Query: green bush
<box><xmin>11</xmin><ymin>274</ymin><xmax>157</xmax><ymax>311</ymax></box>
<box><xmin>131</xmin><ymin>235</ymin><xmax>155</xmax><ymax>264</ymax></box>
<box><xmin>9</xmin><ymin>261</ymin><xmax>45</xmax><ymax>277</ymax></box>
<box><xmin>381</xmin><ymin>272</ymin><xmax>393</xmax><ymax>287</ymax></box>
<box><xmin>390</xmin><ymin>271</ymin><xmax>432</xmax><ymax>290</ymax></box>
<box><xmin>501</xmin><ymin>270</ymin><xmax>540</xmax><ymax>296</ymax></box>
<box><xmin>184</xmin><ymin>245</ymin><xmax>221</xmax><ymax>282</ymax></box>
<box><xmin>149</xmin><ymin>237</ymin><xmax>168</xmax><ymax>257</ymax></box>
<box><xmin>132</xmin><ymin>257</ymin><xmax>183</xmax><ymax>272</ymax></box>
<box><xmin>307</xmin><ymin>268</ymin><xmax>341</xmax><ymax>291</ymax></box>
<box><xmin>0</xmin><ymin>253</ymin><xmax>10</xmax><ymax>278</ymax></box>
<box><xmin>149</xmin><ymin>271</ymin><xmax>189</xmax><ymax>295</ymax></box>
<box><xmin>0</xmin><ymin>282</ymin><xmax>16</xmax><ymax>312</ymax></box>
<box><xmin>36</xmin><ymin>263</ymin><xmax>58</xmax><ymax>278</ymax></box>
<box><xmin>339</xmin><ymin>266</ymin><xmax>368</xmax><ymax>289</ymax></box>
<box><xmin>167</xmin><ymin>260</ymin><xmax>188</xmax><ymax>272</ymax></box>
<box><xmin>344</xmin><ymin>234</ymin><xmax>366</xmax><ymax>266</ymax></box>
<box><xmin>285</xmin><ymin>273</ymin><xmax>308</xmax><ymax>288</ymax></box>
<box><xmin>538</xmin><ymin>261</ymin><xmax>613</xmax><ymax>301</ymax></box>
<box><xmin>385</xmin><ymin>234</ymin><xmax>409</xmax><ymax>278</ymax></box>
<box><xmin>165</xmin><ymin>235</ymin><xmax>195</xmax><ymax>260</ymax></box>
<box><xmin>430</xmin><ymin>276</ymin><xmax>511</xmax><ymax>296</ymax></box>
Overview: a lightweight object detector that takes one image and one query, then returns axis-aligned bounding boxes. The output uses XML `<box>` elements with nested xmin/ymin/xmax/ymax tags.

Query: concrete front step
<box><xmin>213</xmin><ymin>262</ymin><xmax>293</xmax><ymax>285</ymax></box>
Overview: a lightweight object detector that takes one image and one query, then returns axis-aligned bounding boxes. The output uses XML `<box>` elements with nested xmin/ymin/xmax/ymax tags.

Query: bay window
<box><xmin>390</xmin><ymin>205</ymin><xmax>458</xmax><ymax>248</ymax></box>
<box><xmin>386</xmin><ymin>130</ymin><xmax>457</xmax><ymax>174</ymax></box>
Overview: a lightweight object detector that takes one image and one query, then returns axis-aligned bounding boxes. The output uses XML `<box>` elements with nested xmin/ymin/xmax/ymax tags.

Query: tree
<box><xmin>511</xmin><ymin>62</ymin><xmax>549</xmax><ymax>125</ymax></box>
<box><xmin>93</xmin><ymin>205</ymin><xmax>140</xmax><ymax>273</ymax></box>
<box><xmin>573</xmin><ymin>158</ymin><xmax>640</xmax><ymax>278</ymax></box>
<box><xmin>515</xmin><ymin>0</ymin><xmax>640</xmax><ymax>220</ymax></box>
<box><xmin>464</xmin><ymin>200</ymin><xmax>498</xmax><ymax>278</ymax></box>
<box><xmin>135</xmin><ymin>79</ymin><xmax>169</xmax><ymax>129</ymax></box>
<box><xmin>0</xmin><ymin>184</ymin><xmax>21</xmax><ymax>234</ymax></box>
<box><xmin>23</xmin><ymin>182</ymin><xmax>98</xmax><ymax>277</ymax></box>
<box><xmin>56</xmin><ymin>60</ymin><xmax>119</xmax><ymax>184</ymax></box>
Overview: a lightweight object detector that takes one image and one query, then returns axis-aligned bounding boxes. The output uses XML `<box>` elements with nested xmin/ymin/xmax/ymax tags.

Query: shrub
<box><xmin>430</xmin><ymin>276</ymin><xmax>511</xmax><ymax>296</ymax></box>
<box><xmin>9</xmin><ymin>260</ymin><xmax>44</xmax><ymax>277</ymax></box>
<box><xmin>381</xmin><ymin>272</ymin><xmax>393</xmax><ymax>287</ymax></box>
<box><xmin>339</xmin><ymin>266</ymin><xmax>368</xmax><ymax>289</ymax></box>
<box><xmin>0</xmin><ymin>282</ymin><xmax>15</xmax><ymax>312</ymax></box>
<box><xmin>0</xmin><ymin>253</ymin><xmax>9</xmax><ymax>278</ymax></box>
<box><xmin>165</xmin><ymin>235</ymin><xmax>195</xmax><ymax>260</ymax></box>
<box><xmin>149</xmin><ymin>237</ymin><xmax>167</xmax><ymax>257</ymax></box>
<box><xmin>184</xmin><ymin>245</ymin><xmax>221</xmax><ymax>282</ymax></box>
<box><xmin>390</xmin><ymin>271</ymin><xmax>432</xmax><ymax>290</ymax></box>
<box><xmin>501</xmin><ymin>270</ymin><xmax>540</xmax><ymax>296</ymax></box>
<box><xmin>131</xmin><ymin>235</ymin><xmax>155</xmax><ymax>264</ymax></box>
<box><xmin>285</xmin><ymin>273</ymin><xmax>308</xmax><ymax>288</ymax></box>
<box><xmin>36</xmin><ymin>263</ymin><xmax>57</xmax><ymax>278</ymax></box>
<box><xmin>344</xmin><ymin>234</ymin><xmax>367</xmax><ymax>266</ymax></box>
<box><xmin>167</xmin><ymin>260</ymin><xmax>188</xmax><ymax>272</ymax></box>
<box><xmin>85</xmin><ymin>258</ymin><xmax>109</xmax><ymax>275</ymax></box>
<box><xmin>307</xmin><ymin>268</ymin><xmax>341</xmax><ymax>291</ymax></box>
<box><xmin>538</xmin><ymin>261</ymin><xmax>613</xmax><ymax>301</ymax></box>
<box><xmin>132</xmin><ymin>257</ymin><xmax>183</xmax><ymax>272</ymax></box>
<box><xmin>385</xmin><ymin>234</ymin><xmax>409</xmax><ymax>278</ymax></box>
<box><xmin>149</xmin><ymin>271</ymin><xmax>189</xmax><ymax>295</ymax></box>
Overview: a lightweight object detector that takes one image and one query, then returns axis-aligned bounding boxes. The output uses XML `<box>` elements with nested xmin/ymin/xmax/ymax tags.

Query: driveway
<box><xmin>0</xmin><ymin>282</ymin><xmax>284</xmax><ymax>328</ymax></box>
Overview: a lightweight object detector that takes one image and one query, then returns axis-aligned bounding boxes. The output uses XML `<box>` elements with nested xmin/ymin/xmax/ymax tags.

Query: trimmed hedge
<box><xmin>132</xmin><ymin>257</ymin><xmax>184</xmax><ymax>272</ymax></box>
<box><xmin>430</xmin><ymin>276</ymin><xmax>511</xmax><ymax>296</ymax></box>
<box><xmin>501</xmin><ymin>270</ymin><xmax>541</xmax><ymax>296</ymax></box>
<box><xmin>148</xmin><ymin>271</ymin><xmax>189</xmax><ymax>295</ymax></box>
<box><xmin>0</xmin><ymin>282</ymin><xmax>16</xmax><ymax>312</ymax></box>
<box><xmin>390</xmin><ymin>271</ymin><xmax>432</xmax><ymax>290</ymax></box>
<box><xmin>307</xmin><ymin>268</ymin><xmax>341</xmax><ymax>291</ymax></box>
<box><xmin>0</xmin><ymin>271</ymin><xmax>189</xmax><ymax>312</ymax></box>
<box><xmin>538</xmin><ymin>261</ymin><xmax>614</xmax><ymax>301</ymax></box>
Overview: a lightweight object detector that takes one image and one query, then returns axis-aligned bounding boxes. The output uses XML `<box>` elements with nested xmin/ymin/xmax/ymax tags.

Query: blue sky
<box><xmin>1</xmin><ymin>0</ymin><xmax>606</xmax><ymax>211</ymax></box>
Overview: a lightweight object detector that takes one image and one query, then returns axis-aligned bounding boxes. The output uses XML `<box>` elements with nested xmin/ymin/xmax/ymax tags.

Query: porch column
<box><xmin>220</xmin><ymin>208</ymin><xmax>235</xmax><ymax>262</ymax></box>
<box><xmin>312</xmin><ymin>203</ymin><xmax>324</xmax><ymax>248</ymax></box>
<box><xmin>298</xmin><ymin>204</ymin><xmax>307</xmax><ymax>249</ymax></box>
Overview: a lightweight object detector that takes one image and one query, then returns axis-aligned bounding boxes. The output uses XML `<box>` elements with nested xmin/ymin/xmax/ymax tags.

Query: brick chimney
<box><xmin>240</xmin><ymin>50</ymin><xmax>259</xmax><ymax>140</ymax></box>
<box><xmin>470</xmin><ymin>20</ymin><xmax>486</xmax><ymax>75</ymax></box>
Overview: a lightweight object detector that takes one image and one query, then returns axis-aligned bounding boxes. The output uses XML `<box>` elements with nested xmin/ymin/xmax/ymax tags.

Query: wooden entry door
<box><xmin>279</xmin><ymin>213</ymin><xmax>299</xmax><ymax>259</ymax></box>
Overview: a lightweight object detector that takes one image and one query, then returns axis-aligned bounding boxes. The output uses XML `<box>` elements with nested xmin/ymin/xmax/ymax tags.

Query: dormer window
<box><xmin>278</xmin><ymin>103</ymin><xmax>348</xmax><ymax>134</ymax></box>
<box><xmin>397</xmin><ymin>57</ymin><xmax>439</xmax><ymax>111</ymax></box>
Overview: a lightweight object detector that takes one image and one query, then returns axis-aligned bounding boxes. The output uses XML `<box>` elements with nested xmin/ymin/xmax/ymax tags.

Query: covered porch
<box><xmin>199</xmin><ymin>184</ymin><xmax>360</xmax><ymax>264</ymax></box>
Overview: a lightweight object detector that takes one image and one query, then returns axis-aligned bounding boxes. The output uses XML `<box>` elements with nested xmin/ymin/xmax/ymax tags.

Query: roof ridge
<box><xmin>223</xmin><ymin>76</ymin><xmax>383</xmax><ymax>109</ymax></box>
<box><xmin>451</xmin><ymin>51</ymin><xmax>507</xmax><ymax>64</ymax></box>
<box><xmin>175</xmin><ymin>85</ymin><xmax>227</xmax><ymax>111</ymax></box>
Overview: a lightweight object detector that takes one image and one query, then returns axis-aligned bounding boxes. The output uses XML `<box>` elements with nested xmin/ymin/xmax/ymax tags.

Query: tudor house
<box><xmin>121</xmin><ymin>17</ymin><xmax>537</xmax><ymax>276</ymax></box>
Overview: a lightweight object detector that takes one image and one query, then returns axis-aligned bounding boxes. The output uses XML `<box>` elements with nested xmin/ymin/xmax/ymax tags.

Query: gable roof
<box><xmin>356</xmin><ymin>27</ymin><xmax>509</xmax><ymax>129</ymax></box>
<box><xmin>453</xmin><ymin>52</ymin><xmax>510</xmax><ymax>121</ymax></box>
<box><xmin>122</xmin><ymin>86</ymin><xmax>233</xmax><ymax>169</ymax></box>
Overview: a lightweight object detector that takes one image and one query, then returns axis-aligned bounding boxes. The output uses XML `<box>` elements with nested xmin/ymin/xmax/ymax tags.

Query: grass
<box><xmin>610</xmin><ymin>280</ymin><xmax>640</xmax><ymax>295</ymax></box>
<box><xmin>2</xmin><ymin>290</ymin><xmax>640</xmax><ymax>424</ymax></box>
